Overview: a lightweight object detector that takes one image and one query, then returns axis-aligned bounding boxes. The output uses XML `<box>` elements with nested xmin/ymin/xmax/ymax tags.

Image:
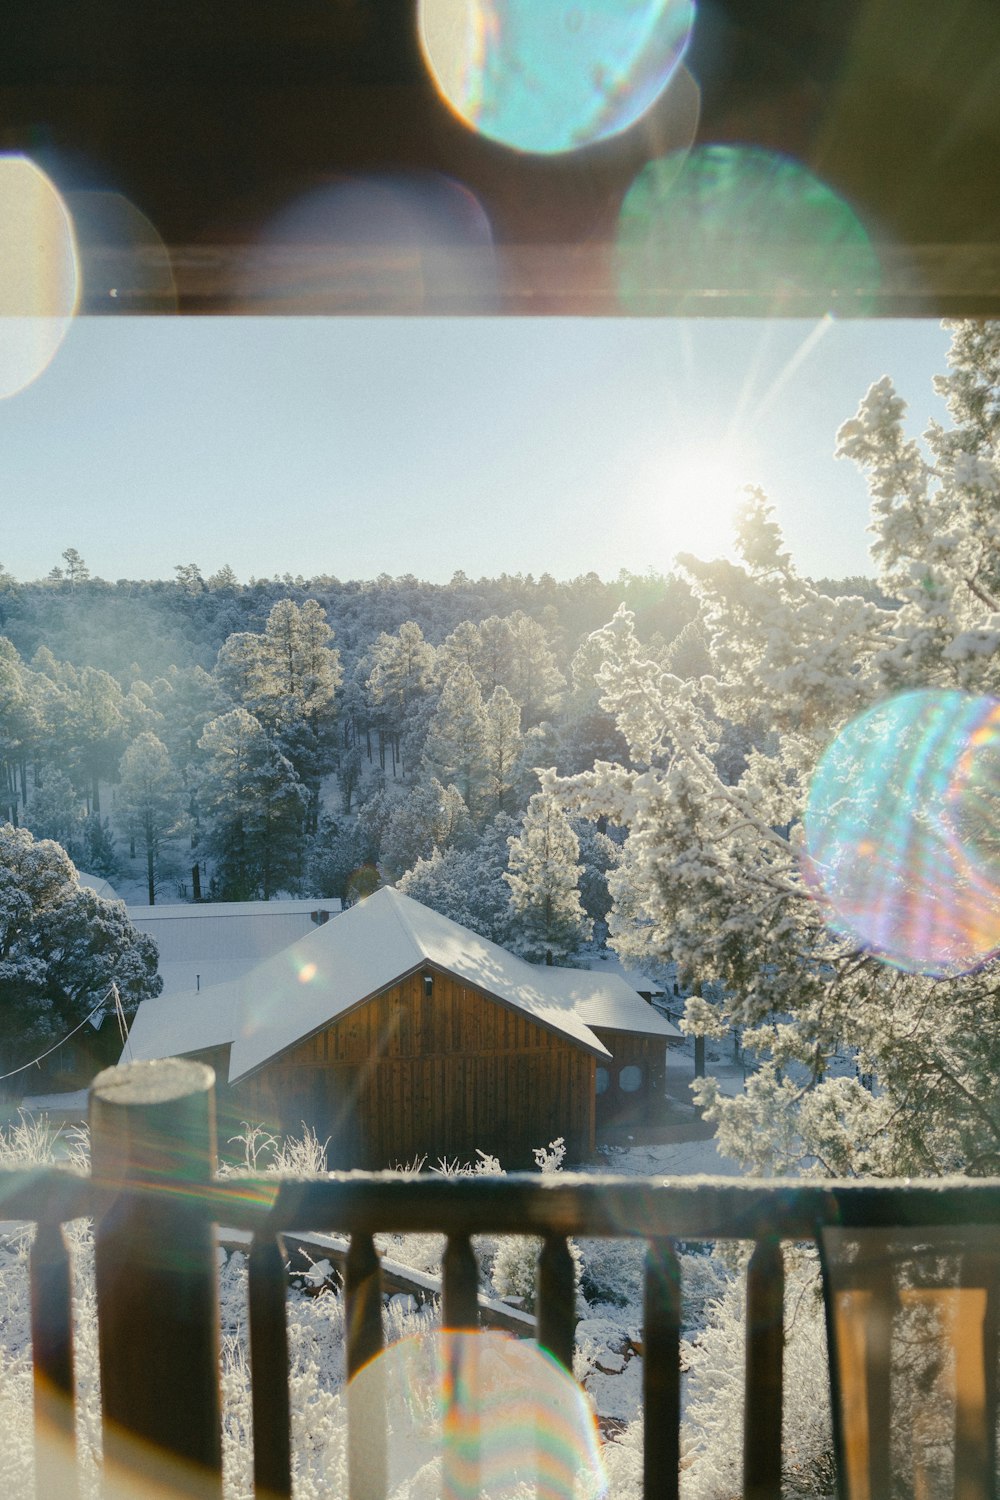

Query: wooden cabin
<box><xmin>233</xmin><ymin>966</ymin><xmax>595</xmax><ymax>1168</ymax></box>
<box><xmin>125</xmin><ymin>887</ymin><xmax>679</xmax><ymax>1168</ymax></box>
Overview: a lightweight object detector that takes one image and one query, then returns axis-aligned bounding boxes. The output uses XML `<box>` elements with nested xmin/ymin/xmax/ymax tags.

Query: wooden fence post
<box><xmin>90</xmin><ymin>1058</ymin><xmax>223</xmax><ymax>1498</ymax></box>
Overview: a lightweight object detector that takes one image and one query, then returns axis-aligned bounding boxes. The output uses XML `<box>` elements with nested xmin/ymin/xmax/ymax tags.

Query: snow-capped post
<box><xmin>90</xmin><ymin>1058</ymin><xmax>223</xmax><ymax>1497</ymax></box>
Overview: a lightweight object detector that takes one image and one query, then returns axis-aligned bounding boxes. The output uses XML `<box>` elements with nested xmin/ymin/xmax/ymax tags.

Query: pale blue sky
<box><xmin>1</xmin><ymin>316</ymin><xmax>952</xmax><ymax>585</ymax></box>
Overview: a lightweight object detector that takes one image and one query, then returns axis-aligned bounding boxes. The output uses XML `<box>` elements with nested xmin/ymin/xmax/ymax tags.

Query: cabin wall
<box><xmin>235</xmin><ymin>970</ymin><xmax>595</xmax><ymax>1169</ymax></box>
<box><xmin>591</xmin><ymin>1030</ymin><xmax>665</xmax><ymax>1127</ymax></box>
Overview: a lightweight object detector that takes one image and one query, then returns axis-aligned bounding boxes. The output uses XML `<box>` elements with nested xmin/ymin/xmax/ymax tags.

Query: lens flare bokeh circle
<box><xmin>803</xmin><ymin>690</ymin><xmax>1000</xmax><ymax>978</ymax></box>
<box><xmin>234</xmin><ymin>172</ymin><xmax>496</xmax><ymax>313</ymax></box>
<box><xmin>0</xmin><ymin>155</ymin><xmax>80</xmax><ymax>398</ymax></box>
<box><xmin>418</xmin><ymin>0</ymin><xmax>695</xmax><ymax>155</ymax></box>
<box><xmin>66</xmin><ymin>189</ymin><xmax>177</xmax><ymax>312</ymax></box>
<box><xmin>616</xmin><ymin>144</ymin><xmax>881</xmax><ymax>314</ymax></box>
<box><xmin>345</xmin><ymin>1329</ymin><xmax>605</xmax><ymax>1499</ymax></box>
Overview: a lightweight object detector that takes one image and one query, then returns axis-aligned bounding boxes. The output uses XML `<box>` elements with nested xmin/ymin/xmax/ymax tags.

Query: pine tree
<box><xmin>0</xmin><ymin>637</ymin><xmax>34</xmax><ymax>824</ymax></box>
<box><xmin>482</xmin><ymin>685</ymin><xmax>523</xmax><ymax>814</ymax></box>
<box><xmin>61</xmin><ymin>548</ymin><xmax>89</xmax><ymax>585</ymax></box>
<box><xmin>46</xmin><ymin>665</ymin><xmax>128</xmax><ymax>815</ymax></box>
<box><xmin>398</xmin><ymin>814</ymin><xmax>520</xmax><ymax>946</ymax></box>
<box><xmin>504</xmin><ymin>791</ymin><xmax>591</xmax><ymax>964</ymax></box>
<box><xmin>367</xmin><ymin>621</ymin><xmax>437</xmax><ymax>720</ymax></box>
<box><xmin>213</xmin><ymin>600</ymin><xmax>341</xmax><ymax>831</ymax></box>
<box><xmin>118</xmin><ymin>732</ymin><xmax>187</xmax><ymax>903</ymax></box>
<box><xmin>379</xmin><ymin>777</ymin><xmax>470</xmax><ymax>879</ymax></box>
<box><xmin>504</xmin><ymin>610</ymin><xmax>565</xmax><ymax>727</ymax></box>
<box><xmin>197</xmin><ymin>709</ymin><xmax>307</xmax><ymax>900</ymax></box>
<box><xmin>421</xmin><ymin>665</ymin><xmax>489</xmax><ymax>812</ymax></box>
<box><xmin>22</xmin><ymin>767</ymin><xmax>86</xmax><ymax>856</ymax></box>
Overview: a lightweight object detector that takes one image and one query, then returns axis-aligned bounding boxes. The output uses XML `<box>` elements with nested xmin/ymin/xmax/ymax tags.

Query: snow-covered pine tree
<box><xmin>504</xmin><ymin>790</ymin><xmax>592</xmax><ymax>964</ymax></box>
<box><xmin>197</xmin><ymin>708</ymin><xmax>307</xmax><ymax>900</ymax></box>
<box><xmin>117</xmin><ymin>731</ymin><xmax>187</xmax><ymax>904</ymax></box>
<box><xmin>397</xmin><ymin>813</ymin><xmax>520</xmax><ymax>945</ymax></box>
<box><xmin>378</xmin><ymin>777</ymin><xmax>470</xmax><ymax>880</ymax></box>
<box><xmin>482</xmin><ymin>684</ymin><xmax>523</xmax><ymax>815</ymax></box>
<box><xmin>0</xmin><ymin>825</ymin><xmax>160</xmax><ymax>1072</ymax></box>
<box><xmin>421</xmin><ymin>665</ymin><xmax>489</xmax><ymax>813</ymax></box>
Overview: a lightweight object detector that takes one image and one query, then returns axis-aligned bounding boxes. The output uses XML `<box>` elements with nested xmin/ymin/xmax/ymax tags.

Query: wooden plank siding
<box><xmin>232</xmin><ymin>969</ymin><xmax>596</xmax><ymax>1169</ymax></box>
<box><xmin>591</xmin><ymin>1030</ymin><xmax>667</xmax><ymax>1128</ymax></box>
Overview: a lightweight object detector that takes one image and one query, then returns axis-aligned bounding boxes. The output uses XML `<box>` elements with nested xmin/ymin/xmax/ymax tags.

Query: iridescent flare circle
<box><xmin>803</xmin><ymin>690</ymin><xmax>1000</xmax><ymax>977</ymax></box>
<box><xmin>345</xmin><ymin>1329</ymin><xmax>605</xmax><ymax>1499</ymax></box>
<box><xmin>418</xmin><ymin>0</ymin><xmax>695</xmax><ymax>155</ymax></box>
<box><xmin>616</xmin><ymin>144</ymin><xmax>880</xmax><ymax>315</ymax></box>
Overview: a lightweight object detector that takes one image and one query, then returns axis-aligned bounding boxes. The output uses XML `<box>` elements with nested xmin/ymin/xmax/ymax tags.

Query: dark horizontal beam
<box><xmin>74</xmin><ymin>242</ymin><xmax>1000</xmax><ymax>319</ymax></box>
<box><xmin>6</xmin><ymin>1164</ymin><xmax>1000</xmax><ymax>1242</ymax></box>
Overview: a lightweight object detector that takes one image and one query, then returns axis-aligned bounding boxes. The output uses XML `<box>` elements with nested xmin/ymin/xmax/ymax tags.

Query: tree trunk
<box><xmin>92</xmin><ymin>776</ymin><xmax>101</xmax><ymax>815</ymax></box>
<box><xmin>192</xmin><ymin>863</ymin><xmax>202</xmax><ymax>901</ymax></box>
<box><xmin>147</xmin><ymin>846</ymin><xmax>155</xmax><ymax>905</ymax></box>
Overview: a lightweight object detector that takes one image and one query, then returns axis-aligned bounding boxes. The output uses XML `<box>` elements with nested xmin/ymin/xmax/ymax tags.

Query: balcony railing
<box><xmin>9</xmin><ymin>1056</ymin><xmax>1000</xmax><ymax>1500</ymax></box>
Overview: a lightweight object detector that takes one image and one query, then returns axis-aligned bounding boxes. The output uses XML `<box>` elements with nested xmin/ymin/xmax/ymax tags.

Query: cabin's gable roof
<box><xmin>227</xmin><ymin>888</ymin><xmax>612</xmax><ymax>1081</ymax></box>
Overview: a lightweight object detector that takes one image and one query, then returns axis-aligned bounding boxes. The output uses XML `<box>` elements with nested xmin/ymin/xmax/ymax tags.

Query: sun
<box><xmin>655</xmin><ymin>445</ymin><xmax>754</xmax><ymax>564</ymax></box>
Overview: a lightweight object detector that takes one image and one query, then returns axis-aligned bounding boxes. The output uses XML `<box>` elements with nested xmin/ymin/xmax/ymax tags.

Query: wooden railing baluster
<box><xmin>536</xmin><ymin>1233</ymin><xmax>576</xmax><ymax>1372</ymax></box>
<box><xmin>442</xmin><ymin>1234</ymin><xmax>481</xmax><ymax>1500</ymax></box>
<box><xmin>345</xmin><ymin>1232</ymin><xmax>387</xmax><ymax>1500</ymax></box>
<box><xmin>973</xmin><ymin>1249</ymin><xmax>1000</xmax><ymax>1500</ymax></box>
<box><xmin>644</xmin><ymin>1237</ymin><xmax>681</xmax><ymax>1500</ymax></box>
<box><xmin>345</xmin><ymin>1231</ymin><xmax>384</xmax><ymax>1376</ymax></box>
<box><xmin>248</xmin><ymin>1234</ymin><xmax>292</xmax><ymax>1500</ymax></box>
<box><xmin>443</xmin><ymin>1233</ymin><xmax>479</xmax><ymax>1331</ymax></box>
<box><xmin>30</xmin><ymin>1217</ymin><xmax>76</xmax><ymax>1500</ymax></box>
<box><xmin>743</xmin><ymin>1237</ymin><xmax>784</xmax><ymax>1500</ymax></box>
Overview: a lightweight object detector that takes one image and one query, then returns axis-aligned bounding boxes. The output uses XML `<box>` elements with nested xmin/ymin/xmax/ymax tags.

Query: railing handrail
<box><xmin>8</xmin><ymin>1162</ymin><xmax>1000</xmax><ymax>1238</ymax></box>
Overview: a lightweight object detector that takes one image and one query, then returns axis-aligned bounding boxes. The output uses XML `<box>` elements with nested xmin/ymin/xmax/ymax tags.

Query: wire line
<box><xmin>0</xmin><ymin>987</ymin><xmax>119</xmax><ymax>1083</ymax></box>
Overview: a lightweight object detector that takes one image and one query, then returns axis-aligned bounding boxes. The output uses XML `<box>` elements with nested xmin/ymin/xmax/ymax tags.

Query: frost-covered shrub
<box><xmin>577</xmin><ymin>1237</ymin><xmax>645</xmax><ymax>1309</ymax></box>
<box><xmin>678</xmin><ymin>1248</ymin><xmax>734</xmax><ymax>1334</ymax></box>
<box><xmin>221</xmin><ymin>1121</ymin><xmax>329</xmax><ymax>1175</ymax></box>
<box><xmin>273</xmin><ymin>1123</ymin><xmax>329</xmax><ymax>1175</ymax></box>
<box><xmin>378</xmin><ymin>1148</ymin><xmax>507</xmax><ymax>1283</ymax></box>
<box><xmin>577</xmin><ymin>1239</ymin><xmax>732</xmax><ymax>1323</ymax></box>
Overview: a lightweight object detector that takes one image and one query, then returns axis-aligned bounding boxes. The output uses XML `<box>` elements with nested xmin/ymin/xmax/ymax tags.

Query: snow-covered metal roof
<box><xmin>585</xmin><ymin>950</ymin><xmax>672</xmax><ymax>996</ymax></box>
<box><xmin>125</xmin><ymin>982</ymin><xmax>237</xmax><ymax>1063</ymax></box>
<box><xmin>126</xmin><ymin>899</ymin><xmax>340</xmax><ymax>997</ymax></box>
<box><xmin>539</xmin><ymin>968</ymin><xmax>682</xmax><ymax>1040</ymax></box>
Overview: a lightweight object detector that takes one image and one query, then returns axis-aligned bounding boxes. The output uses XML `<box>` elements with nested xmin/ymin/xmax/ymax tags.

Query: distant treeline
<box><xmin>0</xmin><ymin>562</ymin><xmax>699</xmax><ymax>682</ymax></box>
